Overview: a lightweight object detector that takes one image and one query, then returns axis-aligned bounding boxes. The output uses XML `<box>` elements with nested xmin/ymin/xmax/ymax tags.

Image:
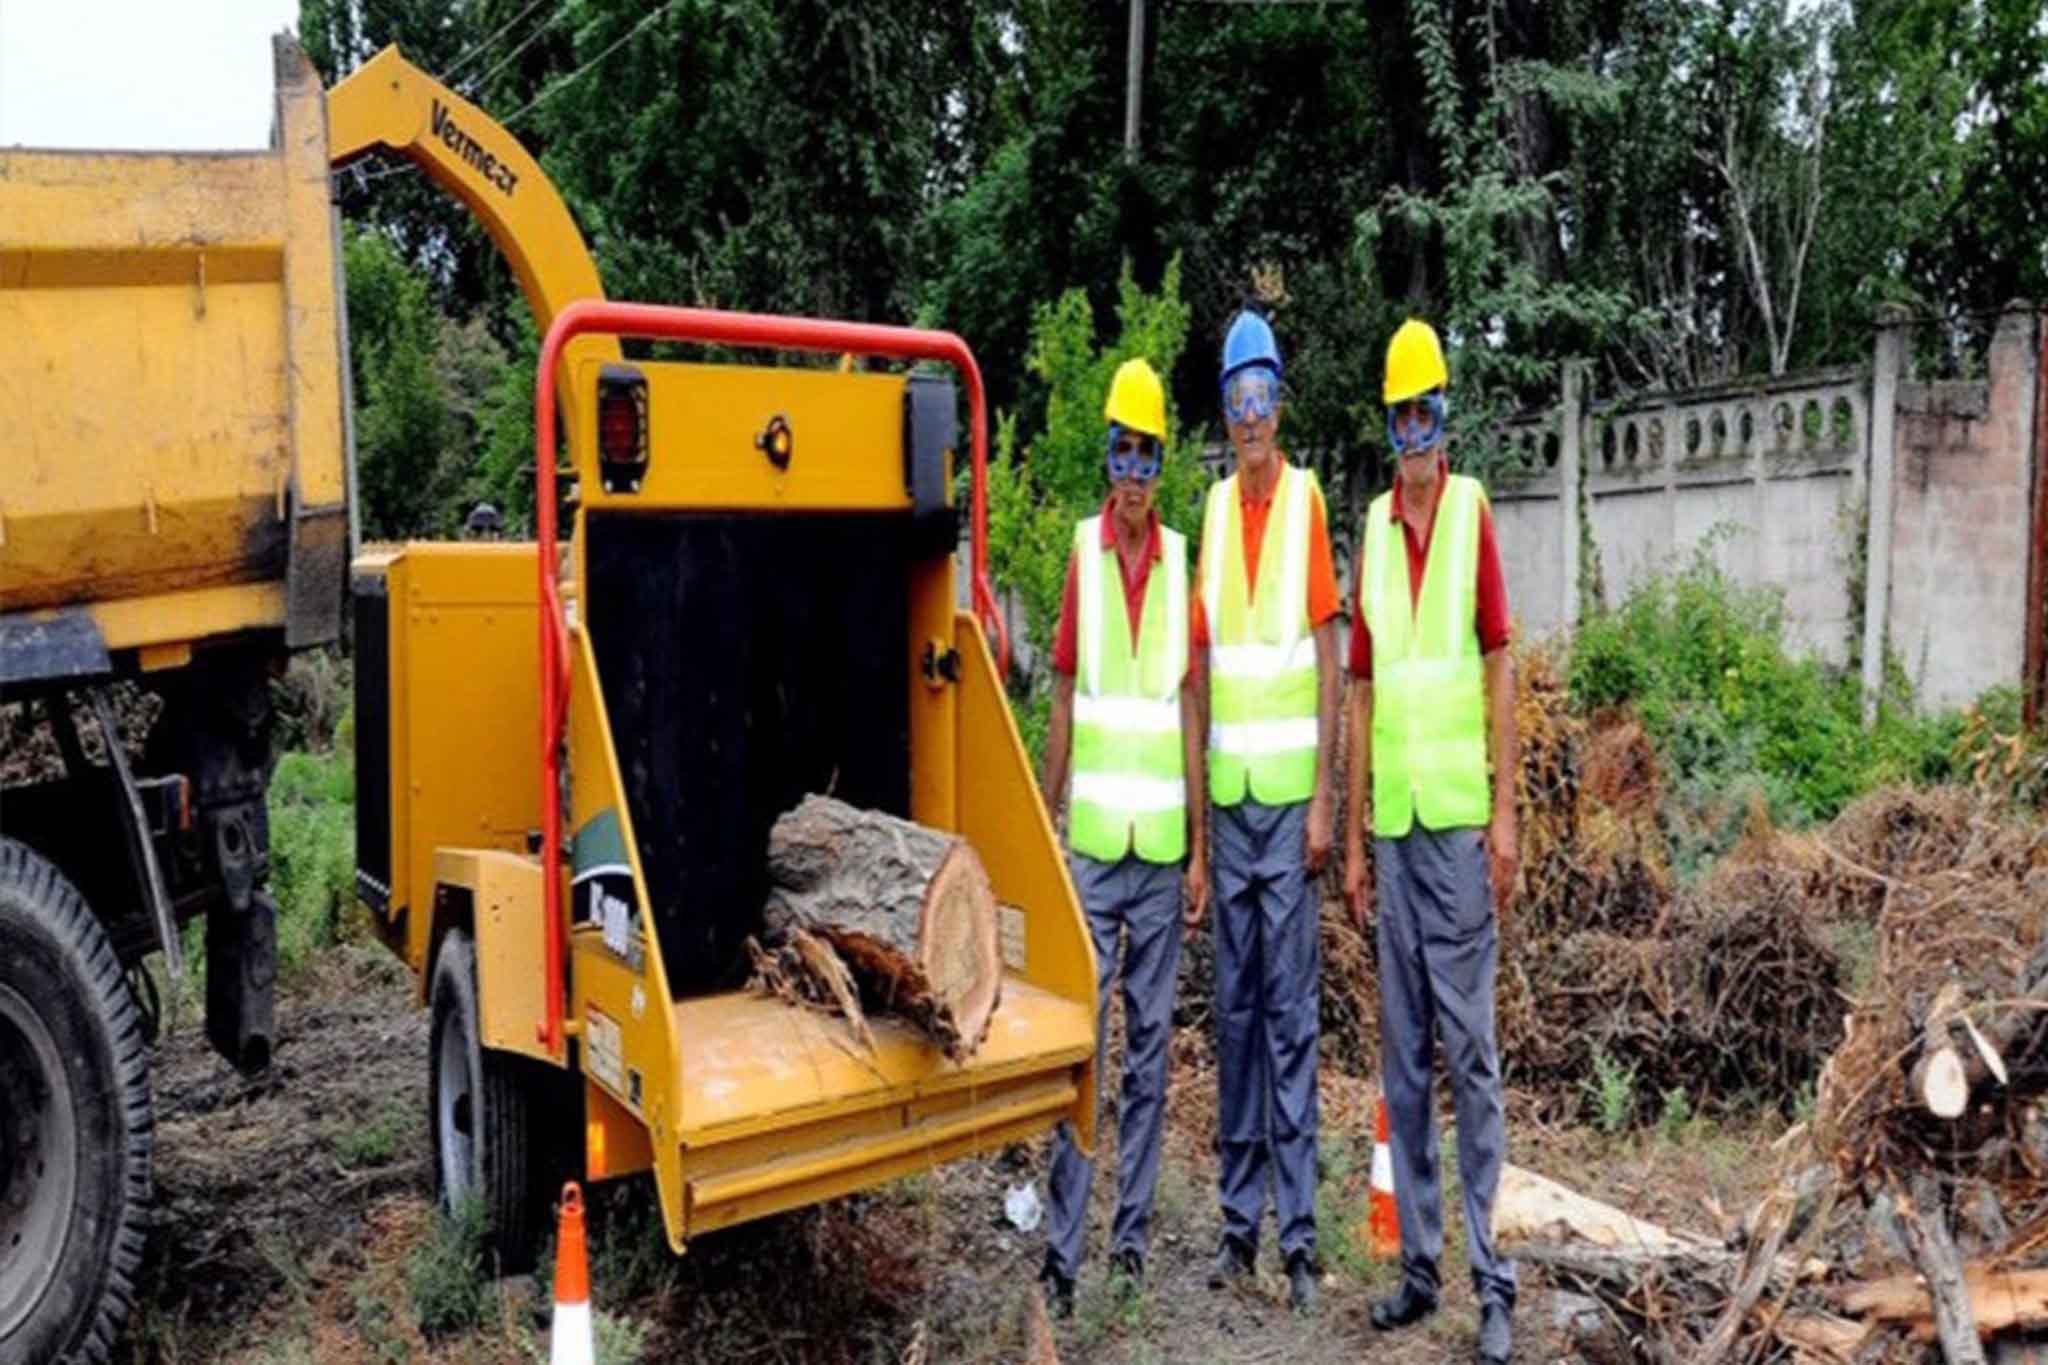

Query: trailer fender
<box><xmin>430</xmin><ymin>849</ymin><xmax>559</xmax><ymax>1067</ymax></box>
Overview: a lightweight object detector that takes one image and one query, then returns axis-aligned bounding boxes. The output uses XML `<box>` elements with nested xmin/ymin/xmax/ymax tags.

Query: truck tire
<box><xmin>0</xmin><ymin>837</ymin><xmax>151</xmax><ymax>1365</ymax></box>
<box><xmin>428</xmin><ymin>929</ymin><xmax>551</xmax><ymax>1271</ymax></box>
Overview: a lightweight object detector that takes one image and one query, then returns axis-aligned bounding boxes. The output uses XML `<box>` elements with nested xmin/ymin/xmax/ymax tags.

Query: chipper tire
<box><xmin>0</xmin><ymin>837</ymin><xmax>152</xmax><ymax>1365</ymax></box>
<box><xmin>428</xmin><ymin>928</ymin><xmax>555</xmax><ymax>1272</ymax></box>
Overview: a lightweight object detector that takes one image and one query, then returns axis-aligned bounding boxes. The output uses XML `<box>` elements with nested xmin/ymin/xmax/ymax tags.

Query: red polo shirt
<box><xmin>1051</xmin><ymin>501</ymin><xmax>1194</xmax><ymax>682</ymax></box>
<box><xmin>1347</xmin><ymin>456</ymin><xmax>1512</xmax><ymax>679</ymax></box>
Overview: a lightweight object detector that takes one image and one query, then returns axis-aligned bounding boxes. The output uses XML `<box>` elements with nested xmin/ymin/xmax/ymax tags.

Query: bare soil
<box><xmin>114</xmin><ymin>941</ymin><xmax>1786</xmax><ymax>1364</ymax></box>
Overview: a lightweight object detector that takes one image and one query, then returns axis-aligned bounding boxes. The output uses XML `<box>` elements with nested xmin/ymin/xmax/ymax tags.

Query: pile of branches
<box><xmin>1520</xmin><ymin>789</ymin><xmax>2048</xmax><ymax>1362</ymax></box>
<box><xmin>1177</xmin><ymin>645</ymin><xmax>1843</xmax><ymax>1122</ymax></box>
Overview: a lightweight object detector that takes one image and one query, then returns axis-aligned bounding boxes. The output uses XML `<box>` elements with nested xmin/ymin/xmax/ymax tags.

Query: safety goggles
<box><xmin>1221</xmin><ymin>366</ymin><xmax>1281</xmax><ymax>426</ymax></box>
<box><xmin>1386</xmin><ymin>391</ymin><xmax>1447</xmax><ymax>457</ymax></box>
<box><xmin>1106</xmin><ymin>425</ymin><xmax>1163</xmax><ymax>483</ymax></box>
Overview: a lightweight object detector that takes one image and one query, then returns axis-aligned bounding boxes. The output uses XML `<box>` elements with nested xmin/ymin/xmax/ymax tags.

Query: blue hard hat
<box><xmin>1221</xmin><ymin>310</ymin><xmax>1283</xmax><ymax>383</ymax></box>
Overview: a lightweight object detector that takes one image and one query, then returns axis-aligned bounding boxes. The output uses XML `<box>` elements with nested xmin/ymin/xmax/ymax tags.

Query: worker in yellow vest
<box><xmin>1193</xmin><ymin>311</ymin><xmax>1344</xmax><ymax>1313</ymax></box>
<box><xmin>1036</xmin><ymin>358</ymin><xmax>1208</xmax><ymax>1318</ymax></box>
<box><xmin>1345</xmin><ymin>318</ymin><xmax>1520</xmax><ymax>1365</ymax></box>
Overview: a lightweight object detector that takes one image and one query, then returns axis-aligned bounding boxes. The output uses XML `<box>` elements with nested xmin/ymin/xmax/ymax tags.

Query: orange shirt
<box><xmin>1189</xmin><ymin>460</ymin><xmax>1341</xmax><ymax>648</ymax></box>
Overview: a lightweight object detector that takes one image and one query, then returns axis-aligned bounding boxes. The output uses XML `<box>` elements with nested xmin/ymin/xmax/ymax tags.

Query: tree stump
<box><xmin>756</xmin><ymin>794</ymin><xmax>1002</xmax><ymax>1061</ymax></box>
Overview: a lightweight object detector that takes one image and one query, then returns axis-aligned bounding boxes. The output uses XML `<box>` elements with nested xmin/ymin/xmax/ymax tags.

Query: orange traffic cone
<box><xmin>1367</xmin><ymin>1092</ymin><xmax>1401</xmax><ymax>1260</ymax></box>
<box><xmin>550</xmin><ymin>1182</ymin><xmax>594</xmax><ymax>1365</ymax></box>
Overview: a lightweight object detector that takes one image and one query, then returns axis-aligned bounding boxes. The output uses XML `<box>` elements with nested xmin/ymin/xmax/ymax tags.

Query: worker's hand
<box><xmin>1344</xmin><ymin>836</ymin><xmax>1372</xmax><ymax>934</ymax></box>
<box><xmin>1182</xmin><ymin>845</ymin><xmax>1209</xmax><ymax>936</ymax></box>
<box><xmin>1487</xmin><ymin>807</ymin><xmax>1519</xmax><ymax>915</ymax></box>
<box><xmin>1305</xmin><ymin>786</ymin><xmax>1334</xmax><ymax>875</ymax></box>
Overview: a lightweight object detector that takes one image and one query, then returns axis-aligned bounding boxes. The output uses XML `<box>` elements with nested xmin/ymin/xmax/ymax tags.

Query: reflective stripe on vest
<box><xmin>1361</xmin><ymin>473</ymin><xmax>1492</xmax><ymax>837</ymax></box>
<box><xmin>1070</xmin><ymin>517</ymin><xmax>1189</xmax><ymax>864</ymax></box>
<box><xmin>1200</xmin><ymin>463</ymin><xmax>1319</xmax><ymax>807</ymax></box>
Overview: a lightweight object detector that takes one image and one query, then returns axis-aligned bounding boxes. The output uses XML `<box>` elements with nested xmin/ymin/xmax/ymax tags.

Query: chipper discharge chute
<box><xmin>335</xmin><ymin>48</ymin><xmax>1096</xmax><ymax>1265</ymax></box>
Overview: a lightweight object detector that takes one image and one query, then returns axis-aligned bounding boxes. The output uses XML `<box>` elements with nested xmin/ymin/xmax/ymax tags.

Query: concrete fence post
<box><xmin>1860</xmin><ymin>310</ymin><xmax>1907</xmax><ymax>723</ymax></box>
<box><xmin>1561</xmin><ymin>361</ymin><xmax>1585</xmax><ymax>628</ymax></box>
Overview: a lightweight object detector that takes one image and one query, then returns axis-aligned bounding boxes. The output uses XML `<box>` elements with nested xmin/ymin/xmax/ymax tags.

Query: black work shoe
<box><xmin>1109</xmin><ymin>1247</ymin><xmax>1145</xmax><ymax>1285</ymax></box>
<box><xmin>1206</xmin><ymin>1235</ymin><xmax>1254</xmax><ymax>1290</ymax></box>
<box><xmin>1369</xmin><ymin>1279</ymin><xmax>1439</xmax><ymax>1331</ymax></box>
<box><xmin>1286</xmin><ymin>1251</ymin><xmax>1320</xmax><ymax>1313</ymax></box>
<box><xmin>1038</xmin><ymin>1254</ymin><xmax>1075</xmax><ymax>1320</ymax></box>
<box><xmin>1476</xmin><ymin>1300</ymin><xmax>1512</xmax><ymax>1364</ymax></box>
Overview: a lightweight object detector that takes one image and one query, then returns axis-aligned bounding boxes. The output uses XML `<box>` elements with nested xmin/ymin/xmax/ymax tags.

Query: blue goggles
<box><xmin>1221</xmin><ymin>366</ymin><xmax>1281</xmax><ymax>426</ymax></box>
<box><xmin>1387</xmin><ymin>391</ymin><xmax>1447</xmax><ymax>456</ymax></box>
<box><xmin>1106</xmin><ymin>425</ymin><xmax>1163</xmax><ymax>483</ymax></box>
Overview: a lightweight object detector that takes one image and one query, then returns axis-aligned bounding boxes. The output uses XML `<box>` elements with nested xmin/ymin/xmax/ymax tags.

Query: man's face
<box><xmin>1224</xmin><ymin>366</ymin><xmax>1281</xmax><ymax>473</ymax></box>
<box><xmin>1108</xmin><ymin>430</ymin><xmax>1159</xmax><ymax>526</ymax></box>
<box><xmin>1389</xmin><ymin>397</ymin><xmax>1444</xmax><ymax>481</ymax></box>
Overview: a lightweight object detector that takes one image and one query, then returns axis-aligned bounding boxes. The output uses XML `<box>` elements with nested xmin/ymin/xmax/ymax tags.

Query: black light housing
<box><xmin>597</xmin><ymin>363</ymin><xmax>649</xmax><ymax>493</ymax></box>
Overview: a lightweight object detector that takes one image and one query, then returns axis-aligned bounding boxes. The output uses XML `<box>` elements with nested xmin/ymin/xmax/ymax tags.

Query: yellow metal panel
<box><xmin>87</xmin><ymin>582</ymin><xmax>285</xmax><ymax>651</ymax></box>
<box><xmin>584</xmin><ymin>1079</ymin><xmax>655</xmax><ymax>1184</ymax></box>
<box><xmin>0</xmin><ymin>41</ymin><xmax>341</xmax><ymax>643</ymax></box>
<box><xmin>561</xmin><ymin>619</ymin><xmax>689</xmax><ymax>1243</ymax></box>
<box><xmin>683</xmin><ymin>1077</ymin><xmax>1078</xmax><ymax>1235</ymax></box>
<box><xmin>278</xmin><ymin>40</ymin><xmax>347</xmax><ymax>510</ymax></box>
<box><xmin>953</xmin><ymin>610</ymin><xmax>1096</xmax><ymax>1151</ymax></box>
<box><xmin>668</xmin><ymin>976</ymin><xmax>1092</xmax><ymax>1143</ymax></box>
<box><xmin>381</xmin><ymin>546</ymin><xmax>541</xmax><ymax>988</ymax></box>
<box><xmin>432</xmin><ymin>849</ymin><xmax>553</xmax><ymax>1063</ymax></box>
<box><xmin>573</xmin><ymin>359</ymin><xmax>915</xmax><ymax>512</ymax></box>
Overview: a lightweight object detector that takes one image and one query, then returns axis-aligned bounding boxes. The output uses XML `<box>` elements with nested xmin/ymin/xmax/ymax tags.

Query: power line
<box><xmin>462</xmin><ymin>3</ymin><xmax>572</xmax><ymax>98</ymax></box>
<box><xmin>500</xmin><ymin>0</ymin><xmax>683</xmax><ymax>129</ymax></box>
<box><xmin>442</xmin><ymin>0</ymin><xmax>555</xmax><ymax>84</ymax></box>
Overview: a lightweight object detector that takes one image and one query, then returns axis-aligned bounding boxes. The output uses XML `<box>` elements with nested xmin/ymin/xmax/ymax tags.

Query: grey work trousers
<box><xmin>1376</xmin><ymin>823</ymin><xmax>1517</xmax><ymax>1308</ymax></box>
<box><xmin>1044</xmin><ymin>851</ymin><xmax>1184</xmax><ymax>1278</ymax></box>
<box><xmin>1212</xmin><ymin>797</ymin><xmax>1319</xmax><ymax>1261</ymax></box>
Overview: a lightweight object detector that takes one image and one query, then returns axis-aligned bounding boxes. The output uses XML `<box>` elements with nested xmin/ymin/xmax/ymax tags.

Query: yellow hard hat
<box><xmin>1104</xmin><ymin>358</ymin><xmax>1169</xmax><ymax>441</ymax></box>
<box><xmin>1383</xmin><ymin>318</ymin><xmax>1449</xmax><ymax>406</ymax></box>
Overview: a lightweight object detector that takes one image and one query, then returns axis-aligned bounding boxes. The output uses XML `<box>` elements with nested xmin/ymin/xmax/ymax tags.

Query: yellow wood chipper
<box><xmin>330</xmin><ymin>49</ymin><xmax>1098</xmax><ymax>1267</ymax></box>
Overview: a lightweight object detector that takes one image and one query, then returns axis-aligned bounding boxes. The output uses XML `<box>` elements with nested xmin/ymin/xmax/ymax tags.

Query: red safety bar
<box><xmin>531</xmin><ymin>300</ymin><xmax>1008</xmax><ymax>1054</ymax></box>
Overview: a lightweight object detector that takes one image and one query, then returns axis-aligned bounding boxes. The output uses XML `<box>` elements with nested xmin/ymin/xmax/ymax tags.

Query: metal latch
<box><xmin>921</xmin><ymin>640</ymin><xmax>961</xmax><ymax>687</ymax></box>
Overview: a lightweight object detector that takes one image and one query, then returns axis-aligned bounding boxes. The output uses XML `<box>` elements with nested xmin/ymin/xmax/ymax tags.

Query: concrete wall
<box><xmin>1884</xmin><ymin>311</ymin><xmax>2041</xmax><ymax>707</ymax></box>
<box><xmin>1488</xmin><ymin>307</ymin><xmax>2041</xmax><ymax>711</ymax></box>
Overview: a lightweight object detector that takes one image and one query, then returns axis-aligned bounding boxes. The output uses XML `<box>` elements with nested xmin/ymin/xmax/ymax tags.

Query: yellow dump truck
<box><xmin>2</xmin><ymin>36</ymin><xmax>1094</xmax><ymax>1360</ymax></box>
<box><xmin>0</xmin><ymin>39</ymin><xmax>347</xmax><ymax>1362</ymax></box>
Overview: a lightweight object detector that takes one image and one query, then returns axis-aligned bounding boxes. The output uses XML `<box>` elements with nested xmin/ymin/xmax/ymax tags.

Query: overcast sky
<box><xmin>0</xmin><ymin>0</ymin><xmax>300</xmax><ymax>150</ymax></box>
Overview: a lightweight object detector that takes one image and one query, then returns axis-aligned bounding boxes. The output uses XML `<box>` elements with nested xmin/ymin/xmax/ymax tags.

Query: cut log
<box><xmin>1838</xmin><ymin>1268</ymin><xmax>2048</xmax><ymax>1340</ymax></box>
<box><xmin>758</xmin><ymin>794</ymin><xmax>1002</xmax><ymax>1061</ymax></box>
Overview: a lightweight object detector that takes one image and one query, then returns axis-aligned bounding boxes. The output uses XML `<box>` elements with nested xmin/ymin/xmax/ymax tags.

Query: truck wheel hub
<box><xmin>0</xmin><ymin>985</ymin><xmax>77</xmax><ymax>1341</ymax></box>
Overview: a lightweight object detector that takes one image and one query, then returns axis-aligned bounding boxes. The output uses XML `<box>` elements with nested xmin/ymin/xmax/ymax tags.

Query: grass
<box><xmin>268</xmin><ymin>731</ymin><xmax>356</xmax><ymax>975</ymax></box>
<box><xmin>334</xmin><ymin>1102</ymin><xmax>409</xmax><ymax>1169</ymax></box>
<box><xmin>405</xmin><ymin>1194</ymin><xmax>495</xmax><ymax>1338</ymax></box>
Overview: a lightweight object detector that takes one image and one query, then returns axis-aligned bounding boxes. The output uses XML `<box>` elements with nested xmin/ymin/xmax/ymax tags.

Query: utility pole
<box><xmin>1124</xmin><ymin>0</ymin><xmax>1145</xmax><ymax>160</ymax></box>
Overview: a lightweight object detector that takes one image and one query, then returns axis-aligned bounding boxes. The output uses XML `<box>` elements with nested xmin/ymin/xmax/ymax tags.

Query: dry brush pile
<box><xmin>1175</xmin><ymin>645</ymin><xmax>1847</xmax><ymax>1131</ymax></box>
<box><xmin>1527</xmin><ymin>789</ymin><xmax>2048</xmax><ymax>1362</ymax></box>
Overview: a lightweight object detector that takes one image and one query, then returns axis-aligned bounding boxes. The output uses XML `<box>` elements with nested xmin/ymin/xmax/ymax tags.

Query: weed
<box><xmin>268</xmin><ymin>743</ymin><xmax>356</xmax><ymax>973</ymax></box>
<box><xmin>1586</xmin><ymin>1047</ymin><xmax>1637</xmax><ymax>1133</ymax></box>
<box><xmin>351</xmin><ymin>1277</ymin><xmax>409</xmax><ymax>1365</ymax></box>
<box><xmin>592</xmin><ymin>1307</ymin><xmax>651</xmax><ymax>1365</ymax></box>
<box><xmin>405</xmin><ymin>1194</ymin><xmax>494</xmax><ymax>1337</ymax></box>
<box><xmin>1315</xmin><ymin>1138</ymin><xmax>1387</xmax><ymax>1285</ymax></box>
<box><xmin>335</xmin><ymin>1102</ymin><xmax>409</xmax><ymax>1169</ymax></box>
<box><xmin>1656</xmin><ymin>1086</ymin><xmax>1694</xmax><ymax>1142</ymax></box>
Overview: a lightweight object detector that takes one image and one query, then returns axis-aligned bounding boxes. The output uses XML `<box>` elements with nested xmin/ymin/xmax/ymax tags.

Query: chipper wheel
<box><xmin>0</xmin><ymin>837</ymin><xmax>152</xmax><ymax>1365</ymax></box>
<box><xmin>428</xmin><ymin>928</ymin><xmax>559</xmax><ymax>1271</ymax></box>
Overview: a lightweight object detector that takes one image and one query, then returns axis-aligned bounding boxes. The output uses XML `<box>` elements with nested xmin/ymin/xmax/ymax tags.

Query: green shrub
<box><xmin>1567</xmin><ymin>541</ymin><xmax>1960</xmax><ymax>852</ymax></box>
<box><xmin>1586</xmin><ymin>1047</ymin><xmax>1637</xmax><ymax>1133</ymax></box>
<box><xmin>984</xmin><ymin>257</ymin><xmax>1212</xmax><ymax>768</ymax></box>
<box><xmin>405</xmin><ymin>1195</ymin><xmax>493</xmax><ymax>1337</ymax></box>
<box><xmin>268</xmin><ymin>740</ymin><xmax>356</xmax><ymax>972</ymax></box>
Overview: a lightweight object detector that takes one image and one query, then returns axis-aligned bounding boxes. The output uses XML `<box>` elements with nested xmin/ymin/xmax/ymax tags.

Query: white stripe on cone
<box><xmin>1371</xmin><ymin>1136</ymin><xmax>1394</xmax><ymax>1194</ymax></box>
<box><xmin>551</xmin><ymin>1299</ymin><xmax>594</xmax><ymax>1365</ymax></box>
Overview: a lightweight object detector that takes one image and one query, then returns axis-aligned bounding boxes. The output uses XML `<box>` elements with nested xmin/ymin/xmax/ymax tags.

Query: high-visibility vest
<box><xmin>1360</xmin><ymin>473</ymin><xmax>1492</xmax><ymax>837</ymax></box>
<box><xmin>1200</xmin><ymin>463</ymin><xmax>1321</xmax><ymax>807</ymax></box>
<box><xmin>1069</xmin><ymin>517</ymin><xmax>1189</xmax><ymax>864</ymax></box>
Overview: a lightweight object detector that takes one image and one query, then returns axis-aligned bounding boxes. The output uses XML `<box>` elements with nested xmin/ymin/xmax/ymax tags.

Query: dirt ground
<box><xmin>112</xmin><ymin>942</ymin><xmax>1786</xmax><ymax>1365</ymax></box>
